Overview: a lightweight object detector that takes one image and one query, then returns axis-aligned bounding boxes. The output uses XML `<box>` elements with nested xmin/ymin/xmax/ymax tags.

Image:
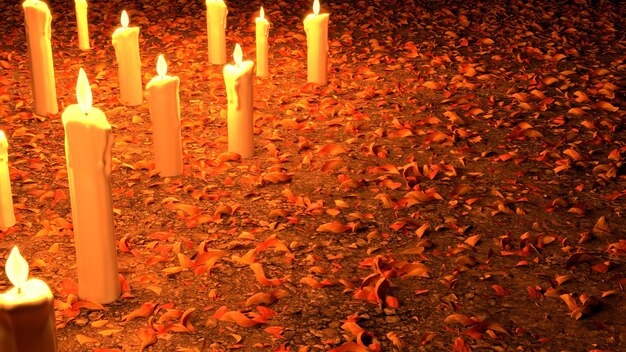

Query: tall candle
<box><xmin>111</xmin><ymin>10</ymin><xmax>142</xmax><ymax>106</ymax></box>
<box><xmin>0</xmin><ymin>246</ymin><xmax>56</xmax><ymax>352</ymax></box>
<box><xmin>303</xmin><ymin>0</ymin><xmax>330</xmax><ymax>84</ymax></box>
<box><xmin>0</xmin><ymin>131</ymin><xmax>16</xmax><ymax>229</ymax></box>
<box><xmin>62</xmin><ymin>68</ymin><xmax>120</xmax><ymax>304</ymax></box>
<box><xmin>22</xmin><ymin>0</ymin><xmax>58</xmax><ymax>115</ymax></box>
<box><xmin>223</xmin><ymin>44</ymin><xmax>254</xmax><ymax>158</ymax></box>
<box><xmin>255</xmin><ymin>7</ymin><xmax>269</xmax><ymax>77</ymax></box>
<box><xmin>74</xmin><ymin>0</ymin><xmax>90</xmax><ymax>50</ymax></box>
<box><xmin>206</xmin><ymin>0</ymin><xmax>228</xmax><ymax>65</ymax></box>
<box><xmin>145</xmin><ymin>55</ymin><xmax>183</xmax><ymax>177</ymax></box>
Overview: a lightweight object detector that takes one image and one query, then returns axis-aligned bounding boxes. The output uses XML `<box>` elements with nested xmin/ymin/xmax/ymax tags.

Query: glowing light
<box><xmin>6</xmin><ymin>246</ymin><xmax>28</xmax><ymax>294</ymax></box>
<box><xmin>313</xmin><ymin>0</ymin><xmax>320</xmax><ymax>15</ymax></box>
<box><xmin>121</xmin><ymin>10</ymin><xmax>129</xmax><ymax>29</ymax></box>
<box><xmin>234</xmin><ymin>44</ymin><xmax>242</xmax><ymax>66</ymax></box>
<box><xmin>157</xmin><ymin>54</ymin><xmax>167</xmax><ymax>78</ymax></box>
<box><xmin>260</xmin><ymin>6</ymin><xmax>265</xmax><ymax>19</ymax></box>
<box><xmin>76</xmin><ymin>68</ymin><xmax>92</xmax><ymax>115</ymax></box>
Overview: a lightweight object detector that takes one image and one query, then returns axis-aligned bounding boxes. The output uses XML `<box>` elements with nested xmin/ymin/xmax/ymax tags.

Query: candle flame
<box><xmin>77</xmin><ymin>68</ymin><xmax>93</xmax><ymax>114</ymax></box>
<box><xmin>260</xmin><ymin>6</ymin><xmax>265</xmax><ymax>19</ymax></box>
<box><xmin>6</xmin><ymin>246</ymin><xmax>29</xmax><ymax>294</ymax></box>
<box><xmin>234</xmin><ymin>43</ymin><xmax>243</xmax><ymax>65</ymax></box>
<box><xmin>157</xmin><ymin>54</ymin><xmax>167</xmax><ymax>77</ymax></box>
<box><xmin>121</xmin><ymin>10</ymin><xmax>129</xmax><ymax>29</ymax></box>
<box><xmin>313</xmin><ymin>0</ymin><xmax>320</xmax><ymax>15</ymax></box>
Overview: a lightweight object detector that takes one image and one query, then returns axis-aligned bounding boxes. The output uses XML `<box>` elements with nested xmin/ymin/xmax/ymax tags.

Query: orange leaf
<box><xmin>219</xmin><ymin>311</ymin><xmax>265</xmax><ymax>327</ymax></box>
<box><xmin>261</xmin><ymin>172</ymin><xmax>293</xmax><ymax>185</ymax></box>
<box><xmin>250</xmin><ymin>263</ymin><xmax>288</xmax><ymax>286</ymax></box>
<box><xmin>453</xmin><ymin>337</ymin><xmax>472</xmax><ymax>352</ymax></box>
<box><xmin>122</xmin><ymin>303</ymin><xmax>157</xmax><ymax>322</ymax></box>
<box><xmin>264</xmin><ymin>326</ymin><xmax>285</xmax><ymax>338</ymax></box>
<box><xmin>491</xmin><ymin>285</ymin><xmax>510</xmax><ymax>297</ymax></box>
<box><xmin>72</xmin><ymin>300</ymin><xmax>105</xmax><ymax>311</ymax></box>
<box><xmin>317</xmin><ymin>144</ymin><xmax>348</xmax><ymax>155</ymax></box>
<box><xmin>560</xmin><ymin>293</ymin><xmax>579</xmax><ymax>313</ymax></box>
<box><xmin>246</xmin><ymin>292</ymin><xmax>278</xmax><ymax>306</ymax></box>
<box><xmin>137</xmin><ymin>328</ymin><xmax>157</xmax><ymax>351</ymax></box>
<box><xmin>316</xmin><ymin>221</ymin><xmax>350</xmax><ymax>234</ymax></box>
<box><xmin>464</xmin><ymin>234</ymin><xmax>482</xmax><ymax>247</ymax></box>
<box><xmin>444</xmin><ymin>314</ymin><xmax>475</xmax><ymax>327</ymax></box>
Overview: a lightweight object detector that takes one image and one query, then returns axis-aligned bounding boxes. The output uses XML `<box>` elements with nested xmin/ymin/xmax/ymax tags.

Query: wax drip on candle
<box><xmin>6</xmin><ymin>246</ymin><xmax>29</xmax><ymax>295</ymax></box>
<box><xmin>234</xmin><ymin>43</ymin><xmax>243</xmax><ymax>67</ymax></box>
<box><xmin>157</xmin><ymin>54</ymin><xmax>167</xmax><ymax>79</ymax></box>
<box><xmin>121</xmin><ymin>10</ymin><xmax>129</xmax><ymax>29</ymax></box>
<box><xmin>260</xmin><ymin>6</ymin><xmax>265</xmax><ymax>19</ymax></box>
<box><xmin>76</xmin><ymin>68</ymin><xmax>93</xmax><ymax>115</ymax></box>
<box><xmin>313</xmin><ymin>0</ymin><xmax>320</xmax><ymax>15</ymax></box>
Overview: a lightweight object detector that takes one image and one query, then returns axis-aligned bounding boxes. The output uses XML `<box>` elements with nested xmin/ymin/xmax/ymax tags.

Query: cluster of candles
<box><xmin>1</xmin><ymin>0</ymin><xmax>329</xmax><ymax>349</ymax></box>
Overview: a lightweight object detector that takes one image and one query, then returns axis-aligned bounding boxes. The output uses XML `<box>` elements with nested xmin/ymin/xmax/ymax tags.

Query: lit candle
<box><xmin>74</xmin><ymin>0</ymin><xmax>90</xmax><ymax>50</ymax></box>
<box><xmin>255</xmin><ymin>6</ymin><xmax>270</xmax><ymax>77</ymax></box>
<box><xmin>22</xmin><ymin>0</ymin><xmax>58</xmax><ymax>115</ymax></box>
<box><xmin>0</xmin><ymin>131</ymin><xmax>16</xmax><ymax>229</ymax></box>
<box><xmin>303</xmin><ymin>0</ymin><xmax>330</xmax><ymax>84</ymax></box>
<box><xmin>206</xmin><ymin>0</ymin><xmax>228</xmax><ymax>65</ymax></box>
<box><xmin>145</xmin><ymin>55</ymin><xmax>183</xmax><ymax>177</ymax></box>
<box><xmin>62</xmin><ymin>68</ymin><xmax>120</xmax><ymax>304</ymax></box>
<box><xmin>223</xmin><ymin>44</ymin><xmax>254</xmax><ymax>158</ymax></box>
<box><xmin>111</xmin><ymin>10</ymin><xmax>142</xmax><ymax>106</ymax></box>
<box><xmin>0</xmin><ymin>246</ymin><xmax>56</xmax><ymax>352</ymax></box>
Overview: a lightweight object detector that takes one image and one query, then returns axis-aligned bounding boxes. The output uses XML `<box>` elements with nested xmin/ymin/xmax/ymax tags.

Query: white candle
<box><xmin>223</xmin><ymin>44</ymin><xmax>254</xmax><ymax>158</ymax></box>
<box><xmin>145</xmin><ymin>55</ymin><xmax>183</xmax><ymax>177</ymax></box>
<box><xmin>22</xmin><ymin>0</ymin><xmax>58</xmax><ymax>115</ymax></box>
<box><xmin>303</xmin><ymin>0</ymin><xmax>330</xmax><ymax>84</ymax></box>
<box><xmin>255</xmin><ymin>7</ymin><xmax>270</xmax><ymax>77</ymax></box>
<box><xmin>206</xmin><ymin>0</ymin><xmax>228</xmax><ymax>65</ymax></box>
<box><xmin>0</xmin><ymin>131</ymin><xmax>16</xmax><ymax>229</ymax></box>
<box><xmin>62</xmin><ymin>68</ymin><xmax>120</xmax><ymax>304</ymax></box>
<box><xmin>0</xmin><ymin>246</ymin><xmax>56</xmax><ymax>352</ymax></box>
<box><xmin>74</xmin><ymin>0</ymin><xmax>90</xmax><ymax>50</ymax></box>
<box><xmin>111</xmin><ymin>10</ymin><xmax>143</xmax><ymax>106</ymax></box>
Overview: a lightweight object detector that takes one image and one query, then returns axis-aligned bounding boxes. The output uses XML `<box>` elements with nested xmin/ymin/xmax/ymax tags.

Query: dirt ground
<box><xmin>0</xmin><ymin>0</ymin><xmax>625</xmax><ymax>351</ymax></box>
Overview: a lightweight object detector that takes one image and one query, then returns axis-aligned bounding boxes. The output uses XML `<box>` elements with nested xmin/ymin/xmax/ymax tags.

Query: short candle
<box><xmin>0</xmin><ymin>246</ymin><xmax>56</xmax><ymax>352</ymax></box>
<box><xmin>303</xmin><ymin>0</ymin><xmax>330</xmax><ymax>84</ymax></box>
<box><xmin>112</xmin><ymin>10</ymin><xmax>143</xmax><ymax>106</ymax></box>
<box><xmin>22</xmin><ymin>0</ymin><xmax>58</xmax><ymax>115</ymax></box>
<box><xmin>255</xmin><ymin>6</ymin><xmax>270</xmax><ymax>77</ymax></box>
<box><xmin>223</xmin><ymin>44</ymin><xmax>255</xmax><ymax>158</ymax></box>
<box><xmin>145</xmin><ymin>55</ymin><xmax>184</xmax><ymax>177</ymax></box>
<box><xmin>62</xmin><ymin>68</ymin><xmax>121</xmax><ymax>304</ymax></box>
<box><xmin>206</xmin><ymin>0</ymin><xmax>228</xmax><ymax>65</ymax></box>
<box><xmin>0</xmin><ymin>131</ymin><xmax>16</xmax><ymax>229</ymax></box>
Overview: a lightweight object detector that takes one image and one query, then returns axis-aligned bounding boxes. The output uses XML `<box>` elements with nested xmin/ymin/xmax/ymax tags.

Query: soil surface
<box><xmin>1</xmin><ymin>0</ymin><xmax>625</xmax><ymax>351</ymax></box>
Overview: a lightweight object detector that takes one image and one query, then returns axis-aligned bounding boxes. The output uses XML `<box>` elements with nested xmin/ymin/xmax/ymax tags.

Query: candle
<box><xmin>62</xmin><ymin>68</ymin><xmax>120</xmax><ymax>304</ymax></box>
<box><xmin>0</xmin><ymin>131</ymin><xmax>16</xmax><ymax>229</ymax></box>
<box><xmin>0</xmin><ymin>246</ymin><xmax>56</xmax><ymax>352</ymax></box>
<box><xmin>22</xmin><ymin>0</ymin><xmax>58</xmax><ymax>115</ymax></box>
<box><xmin>111</xmin><ymin>10</ymin><xmax>143</xmax><ymax>106</ymax></box>
<box><xmin>303</xmin><ymin>0</ymin><xmax>330</xmax><ymax>84</ymax></box>
<box><xmin>74</xmin><ymin>0</ymin><xmax>90</xmax><ymax>50</ymax></box>
<box><xmin>255</xmin><ymin>7</ymin><xmax>270</xmax><ymax>77</ymax></box>
<box><xmin>145</xmin><ymin>55</ymin><xmax>183</xmax><ymax>177</ymax></box>
<box><xmin>223</xmin><ymin>44</ymin><xmax>254</xmax><ymax>158</ymax></box>
<box><xmin>206</xmin><ymin>0</ymin><xmax>228</xmax><ymax>65</ymax></box>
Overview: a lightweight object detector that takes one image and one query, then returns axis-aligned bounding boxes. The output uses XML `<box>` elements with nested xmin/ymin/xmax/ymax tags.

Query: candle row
<box><xmin>23</xmin><ymin>0</ymin><xmax>329</xmax><ymax>115</ymax></box>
